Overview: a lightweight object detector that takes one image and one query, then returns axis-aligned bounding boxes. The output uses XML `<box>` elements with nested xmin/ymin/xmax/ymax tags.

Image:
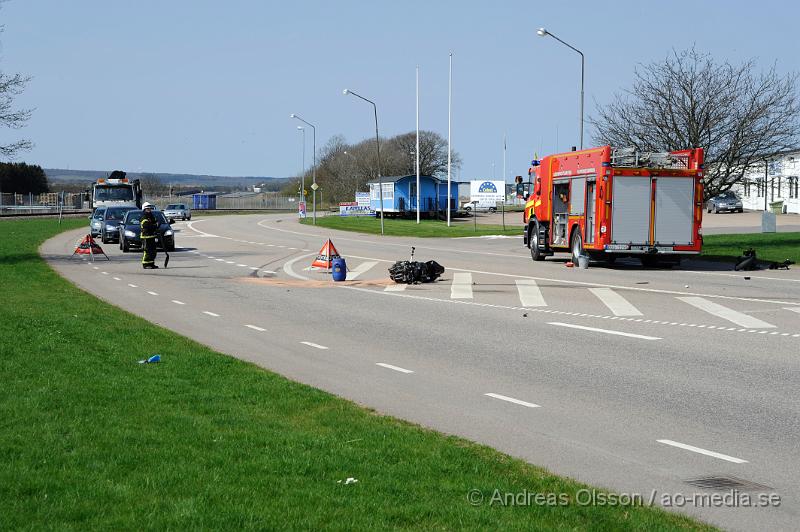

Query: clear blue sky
<box><xmin>2</xmin><ymin>0</ymin><xmax>798</xmax><ymax>181</ymax></box>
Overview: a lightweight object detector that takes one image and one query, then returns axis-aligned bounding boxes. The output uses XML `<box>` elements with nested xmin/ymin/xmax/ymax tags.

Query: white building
<box><xmin>732</xmin><ymin>150</ymin><xmax>800</xmax><ymax>213</ymax></box>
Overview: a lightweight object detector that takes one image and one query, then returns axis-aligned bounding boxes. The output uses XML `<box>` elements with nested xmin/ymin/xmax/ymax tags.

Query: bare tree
<box><xmin>386</xmin><ymin>130</ymin><xmax>462</xmax><ymax>178</ymax></box>
<box><xmin>0</xmin><ymin>14</ymin><xmax>33</xmax><ymax>159</ymax></box>
<box><xmin>591</xmin><ymin>48</ymin><xmax>800</xmax><ymax>198</ymax></box>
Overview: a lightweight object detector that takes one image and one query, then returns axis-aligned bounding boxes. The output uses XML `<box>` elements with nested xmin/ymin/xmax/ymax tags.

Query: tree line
<box><xmin>284</xmin><ymin>130</ymin><xmax>462</xmax><ymax>204</ymax></box>
<box><xmin>0</xmin><ymin>162</ymin><xmax>48</xmax><ymax>194</ymax></box>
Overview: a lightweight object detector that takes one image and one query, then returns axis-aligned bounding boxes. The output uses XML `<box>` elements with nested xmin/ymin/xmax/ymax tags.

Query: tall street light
<box><xmin>297</xmin><ymin>126</ymin><xmax>305</xmax><ymax>206</ymax></box>
<box><xmin>290</xmin><ymin>114</ymin><xmax>317</xmax><ymax>224</ymax></box>
<box><xmin>343</xmin><ymin>88</ymin><xmax>384</xmax><ymax>235</ymax></box>
<box><xmin>537</xmin><ymin>27</ymin><xmax>584</xmax><ymax>149</ymax></box>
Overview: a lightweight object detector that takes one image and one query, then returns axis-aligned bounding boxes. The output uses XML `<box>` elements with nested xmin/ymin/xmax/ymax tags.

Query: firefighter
<box><xmin>140</xmin><ymin>202</ymin><xmax>159</xmax><ymax>269</ymax></box>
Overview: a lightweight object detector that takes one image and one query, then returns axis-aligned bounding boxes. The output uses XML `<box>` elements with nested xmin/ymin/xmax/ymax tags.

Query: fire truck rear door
<box><xmin>654</xmin><ymin>177</ymin><xmax>694</xmax><ymax>245</ymax></box>
<box><xmin>611</xmin><ymin>176</ymin><xmax>651</xmax><ymax>244</ymax></box>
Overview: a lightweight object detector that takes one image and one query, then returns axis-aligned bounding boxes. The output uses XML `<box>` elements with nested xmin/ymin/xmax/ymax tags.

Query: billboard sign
<box><xmin>470</xmin><ymin>180</ymin><xmax>504</xmax><ymax>208</ymax></box>
<box><xmin>356</xmin><ymin>192</ymin><xmax>370</xmax><ymax>207</ymax></box>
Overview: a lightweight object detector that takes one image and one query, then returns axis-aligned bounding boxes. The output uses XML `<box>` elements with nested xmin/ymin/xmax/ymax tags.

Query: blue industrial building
<box><xmin>366</xmin><ymin>175</ymin><xmax>458</xmax><ymax>216</ymax></box>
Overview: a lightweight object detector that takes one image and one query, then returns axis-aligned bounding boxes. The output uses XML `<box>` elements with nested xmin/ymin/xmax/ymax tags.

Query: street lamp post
<box><xmin>297</xmin><ymin>126</ymin><xmax>305</xmax><ymax>206</ymax></box>
<box><xmin>343</xmin><ymin>88</ymin><xmax>384</xmax><ymax>235</ymax></box>
<box><xmin>290</xmin><ymin>114</ymin><xmax>317</xmax><ymax>224</ymax></box>
<box><xmin>537</xmin><ymin>27</ymin><xmax>584</xmax><ymax>149</ymax></box>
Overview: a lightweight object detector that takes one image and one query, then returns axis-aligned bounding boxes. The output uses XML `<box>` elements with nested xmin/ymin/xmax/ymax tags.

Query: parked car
<box><xmin>707</xmin><ymin>192</ymin><xmax>743</xmax><ymax>213</ymax></box>
<box><xmin>100</xmin><ymin>206</ymin><xmax>138</xmax><ymax>244</ymax></box>
<box><xmin>119</xmin><ymin>209</ymin><xmax>175</xmax><ymax>252</ymax></box>
<box><xmin>163</xmin><ymin>203</ymin><xmax>191</xmax><ymax>221</ymax></box>
<box><xmin>461</xmin><ymin>201</ymin><xmax>497</xmax><ymax>214</ymax></box>
<box><xmin>89</xmin><ymin>206</ymin><xmax>107</xmax><ymax>237</ymax></box>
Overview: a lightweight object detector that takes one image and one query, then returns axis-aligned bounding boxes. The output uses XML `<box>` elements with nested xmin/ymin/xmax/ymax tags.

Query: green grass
<box><xmin>302</xmin><ymin>215</ymin><xmax>521</xmax><ymax>237</ymax></box>
<box><xmin>0</xmin><ymin>219</ymin><xmax>714</xmax><ymax>530</ymax></box>
<box><xmin>701</xmin><ymin>232</ymin><xmax>800</xmax><ymax>264</ymax></box>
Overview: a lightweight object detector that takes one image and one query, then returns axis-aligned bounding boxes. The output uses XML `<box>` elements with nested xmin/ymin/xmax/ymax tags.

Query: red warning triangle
<box><xmin>311</xmin><ymin>239</ymin><xmax>341</xmax><ymax>269</ymax></box>
<box><xmin>73</xmin><ymin>234</ymin><xmax>105</xmax><ymax>255</ymax></box>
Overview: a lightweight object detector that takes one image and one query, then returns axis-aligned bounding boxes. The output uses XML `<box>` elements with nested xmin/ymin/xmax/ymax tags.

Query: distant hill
<box><xmin>45</xmin><ymin>168</ymin><xmax>291</xmax><ymax>191</ymax></box>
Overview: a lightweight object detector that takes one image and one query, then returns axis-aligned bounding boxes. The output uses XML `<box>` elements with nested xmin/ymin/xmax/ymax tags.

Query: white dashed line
<box><xmin>249</xmin><ymin>266</ymin><xmax>259</xmax><ymax>270</ymax></box>
<box><xmin>147</xmin><ymin>291</ymin><xmax>158</xmax><ymax>296</ymax></box>
<box><xmin>485</xmin><ymin>393</ymin><xmax>541</xmax><ymax>408</ymax></box>
<box><xmin>657</xmin><ymin>439</ymin><xmax>748</xmax><ymax>464</ymax></box>
<box><xmin>515</xmin><ymin>279</ymin><xmax>546</xmax><ymax>307</ymax></box>
<box><xmin>225</xmin><ymin>261</ymin><xmax>235</xmax><ymax>264</ymax></box>
<box><xmin>101</xmin><ymin>271</ymin><xmax>109</xmax><ymax>275</ymax></box>
<box><xmin>548</xmin><ymin>322</ymin><xmax>661</xmax><ymax>340</ymax></box>
<box><xmin>384</xmin><ymin>284</ymin><xmax>407</xmax><ymax>292</ymax></box>
<box><xmin>588</xmin><ymin>287</ymin><xmax>643</xmax><ymax>316</ymax></box>
<box><xmin>92</xmin><ymin>266</ymin><xmax>99</xmax><ymax>270</ymax></box>
<box><xmin>112</xmin><ymin>277</ymin><xmax>121</xmax><ymax>281</ymax></box>
<box><xmin>127</xmin><ymin>283</ymin><xmax>138</xmax><ymax>288</ymax></box>
<box><xmin>300</xmin><ymin>341</ymin><xmax>328</xmax><ymax>350</ymax></box>
<box><xmin>203</xmin><ymin>311</ymin><xmax>220</xmax><ymax>317</ymax></box>
<box><xmin>245</xmin><ymin>324</ymin><xmax>266</xmax><ymax>332</ymax></box>
<box><xmin>376</xmin><ymin>363</ymin><xmax>414</xmax><ymax>374</ymax></box>
<box><xmin>171</xmin><ymin>300</ymin><xmax>185</xmax><ymax>305</ymax></box>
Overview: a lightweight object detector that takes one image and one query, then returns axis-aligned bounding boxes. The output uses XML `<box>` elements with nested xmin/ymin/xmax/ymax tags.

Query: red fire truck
<box><xmin>523</xmin><ymin>145</ymin><xmax>704</xmax><ymax>266</ymax></box>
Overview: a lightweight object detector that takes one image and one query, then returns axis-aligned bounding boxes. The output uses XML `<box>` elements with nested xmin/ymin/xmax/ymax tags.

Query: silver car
<box><xmin>163</xmin><ymin>202</ymin><xmax>191</xmax><ymax>221</ymax></box>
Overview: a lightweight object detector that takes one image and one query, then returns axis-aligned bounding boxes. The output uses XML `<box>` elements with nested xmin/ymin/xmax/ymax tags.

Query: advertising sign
<box><xmin>470</xmin><ymin>180</ymin><xmax>504</xmax><ymax>208</ymax></box>
<box><xmin>339</xmin><ymin>202</ymin><xmax>375</xmax><ymax>217</ymax></box>
<box><xmin>355</xmin><ymin>192</ymin><xmax>370</xmax><ymax>207</ymax></box>
<box><xmin>298</xmin><ymin>201</ymin><xmax>307</xmax><ymax>219</ymax></box>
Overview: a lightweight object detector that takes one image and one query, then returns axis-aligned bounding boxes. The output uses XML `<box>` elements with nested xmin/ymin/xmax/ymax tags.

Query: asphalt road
<box><xmin>42</xmin><ymin>214</ymin><xmax>800</xmax><ymax>531</ymax></box>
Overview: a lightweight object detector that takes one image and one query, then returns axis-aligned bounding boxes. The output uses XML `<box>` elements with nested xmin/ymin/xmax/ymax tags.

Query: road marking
<box><xmin>548</xmin><ymin>322</ymin><xmax>661</xmax><ymax>340</ymax></box>
<box><xmin>384</xmin><ymin>284</ymin><xmax>407</xmax><ymax>292</ymax></box>
<box><xmin>225</xmin><ymin>261</ymin><xmax>235</xmax><ymax>264</ymax></box>
<box><xmin>203</xmin><ymin>311</ymin><xmax>220</xmax><ymax>317</ymax></box>
<box><xmin>112</xmin><ymin>277</ymin><xmax>121</xmax><ymax>281</ymax></box>
<box><xmin>147</xmin><ymin>291</ymin><xmax>158</xmax><ymax>296</ymax></box>
<box><xmin>127</xmin><ymin>283</ymin><xmax>138</xmax><ymax>288</ymax></box>
<box><xmin>283</xmin><ymin>253</ymin><xmax>316</xmax><ymax>280</ymax></box>
<box><xmin>376</xmin><ymin>363</ymin><xmax>414</xmax><ymax>374</ymax></box>
<box><xmin>300</xmin><ymin>341</ymin><xmax>328</xmax><ymax>350</ymax></box>
<box><xmin>101</xmin><ymin>271</ymin><xmax>109</xmax><ymax>275</ymax></box>
<box><xmin>245</xmin><ymin>324</ymin><xmax>266</xmax><ymax>332</ymax></box>
<box><xmin>785</xmin><ymin>307</ymin><xmax>800</xmax><ymax>314</ymax></box>
<box><xmin>347</xmin><ymin>261</ymin><xmax>378</xmax><ymax>280</ymax></box>
<box><xmin>678</xmin><ymin>297</ymin><xmax>775</xmax><ymax>328</ymax></box>
<box><xmin>236</xmin><ymin>263</ymin><xmax>247</xmax><ymax>267</ymax></box>
<box><xmin>589</xmin><ymin>287</ymin><xmax>643</xmax><ymax>316</ymax></box>
<box><xmin>485</xmin><ymin>393</ymin><xmax>541</xmax><ymax>408</ymax></box>
<box><xmin>171</xmin><ymin>300</ymin><xmax>185</xmax><ymax>305</ymax></box>
<box><xmin>515</xmin><ymin>279</ymin><xmax>546</xmax><ymax>307</ymax></box>
<box><xmin>215</xmin><ymin>258</ymin><xmax>224</xmax><ymax>262</ymax></box>
<box><xmin>288</xmin><ymin>247</ymin><xmax>298</xmax><ymax>250</ymax></box>
<box><xmin>249</xmin><ymin>266</ymin><xmax>259</xmax><ymax>270</ymax></box>
<box><xmin>451</xmin><ymin>272</ymin><xmax>473</xmax><ymax>299</ymax></box>
<box><xmin>208</xmin><ymin>256</ymin><xmax>216</xmax><ymax>259</ymax></box>
<box><xmin>92</xmin><ymin>266</ymin><xmax>99</xmax><ymax>270</ymax></box>
<box><xmin>656</xmin><ymin>439</ymin><xmax>748</xmax><ymax>464</ymax></box>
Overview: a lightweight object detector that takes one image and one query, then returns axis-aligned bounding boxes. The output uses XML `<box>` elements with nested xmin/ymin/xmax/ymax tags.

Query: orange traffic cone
<box><xmin>311</xmin><ymin>239</ymin><xmax>341</xmax><ymax>269</ymax></box>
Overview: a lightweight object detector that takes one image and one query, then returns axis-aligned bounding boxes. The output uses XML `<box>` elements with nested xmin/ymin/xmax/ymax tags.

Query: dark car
<box><xmin>119</xmin><ymin>209</ymin><xmax>175</xmax><ymax>252</ymax></box>
<box><xmin>89</xmin><ymin>206</ymin><xmax>107</xmax><ymax>237</ymax></box>
<box><xmin>100</xmin><ymin>206</ymin><xmax>138</xmax><ymax>244</ymax></box>
<box><xmin>707</xmin><ymin>191</ymin><xmax>743</xmax><ymax>213</ymax></box>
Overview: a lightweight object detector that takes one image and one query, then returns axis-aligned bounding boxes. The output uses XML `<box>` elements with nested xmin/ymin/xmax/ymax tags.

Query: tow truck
<box><xmin>91</xmin><ymin>170</ymin><xmax>143</xmax><ymax>212</ymax></box>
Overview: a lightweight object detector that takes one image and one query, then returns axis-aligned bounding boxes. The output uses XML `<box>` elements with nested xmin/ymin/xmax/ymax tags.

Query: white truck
<box><xmin>91</xmin><ymin>171</ymin><xmax>143</xmax><ymax>212</ymax></box>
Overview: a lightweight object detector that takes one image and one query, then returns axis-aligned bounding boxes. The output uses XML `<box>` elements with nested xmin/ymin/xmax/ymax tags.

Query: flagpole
<box><xmin>416</xmin><ymin>65</ymin><xmax>420</xmax><ymax>224</ymax></box>
<box><xmin>447</xmin><ymin>52</ymin><xmax>452</xmax><ymax>227</ymax></box>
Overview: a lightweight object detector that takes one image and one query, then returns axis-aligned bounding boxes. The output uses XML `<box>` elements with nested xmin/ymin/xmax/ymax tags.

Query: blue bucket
<box><xmin>331</xmin><ymin>257</ymin><xmax>347</xmax><ymax>282</ymax></box>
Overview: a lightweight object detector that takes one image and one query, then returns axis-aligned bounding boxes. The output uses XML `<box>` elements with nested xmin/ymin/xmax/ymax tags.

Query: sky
<box><xmin>1</xmin><ymin>0</ymin><xmax>798</xmax><ymax>182</ymax></box>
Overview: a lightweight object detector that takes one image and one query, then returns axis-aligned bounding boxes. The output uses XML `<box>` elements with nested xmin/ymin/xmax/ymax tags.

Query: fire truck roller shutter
<box><xmin>611</xmin><ymin>176</ymin><xmax>651</xmax><ymax>244</ymax></box>
<box><xmin>655</xmin><ymin>177</ymin><xmax>694</xmax><ymax>245</ymax></box>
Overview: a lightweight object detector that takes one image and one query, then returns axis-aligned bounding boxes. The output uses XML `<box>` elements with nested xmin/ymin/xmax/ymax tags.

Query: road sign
<box><xmin>311</xmin><ymin>183</ymin><xmax>319</xmax><ymax>191</ymax></box>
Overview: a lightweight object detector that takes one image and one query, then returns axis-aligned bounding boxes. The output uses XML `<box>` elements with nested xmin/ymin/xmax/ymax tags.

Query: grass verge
<box><xmin>301</xmin><ymin>215</ymin><xmax>520</xmax><ymax>237</ymax></box>
<box><xmin>701</xmin><ymin>232</ymin><xmax>800</xmax><ymax>264</ymax></box>
<box><xmin>0</xmin><ymin>219</ymin><xmax>713</xmax><ymax>530</ymax></box>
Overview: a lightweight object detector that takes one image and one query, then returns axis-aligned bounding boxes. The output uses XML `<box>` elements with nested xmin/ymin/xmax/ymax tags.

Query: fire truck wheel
<box><xmin>570</xmin><ymin>230</ymin><xmax>583</xmax><ymax>263</ymax></box>
<box><xmin>530</xmin><ymin>222</ymin><xmax>545</xmax><ymax>261</ymax></box>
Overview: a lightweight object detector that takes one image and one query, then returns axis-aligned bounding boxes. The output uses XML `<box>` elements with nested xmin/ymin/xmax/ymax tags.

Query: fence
<box><xmin>0</xmin><ymin>192</ymin><xmax>89</xmax><ymax>215</ymax></box>
<box><xmin>146</xmin><ymin>193</ymin><xmax>297</xmax><ymax>211</ymax></box>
